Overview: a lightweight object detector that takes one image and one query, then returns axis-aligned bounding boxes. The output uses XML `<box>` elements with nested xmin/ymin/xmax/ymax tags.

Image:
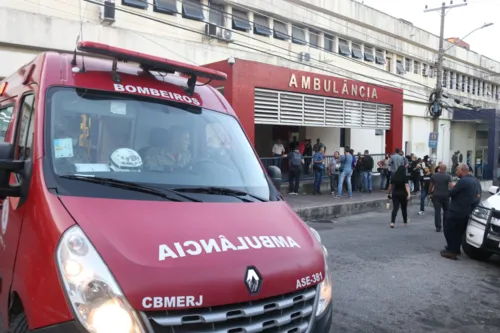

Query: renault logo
<box><xmin>245</xmin><ymin>266</ymin><xmax>263</xmax><ymax>296</ymax></box>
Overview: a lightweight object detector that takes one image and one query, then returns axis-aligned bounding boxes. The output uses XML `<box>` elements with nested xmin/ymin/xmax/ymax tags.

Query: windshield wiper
<box><xmin>59</xmin><ymin>175</ymin><xmax>201</xmax><ymax>202</ymax></box>
<box><xmin>171</xmin><ymin>186</ymin><xmax>268</xmax><ymax>202</ymax></box>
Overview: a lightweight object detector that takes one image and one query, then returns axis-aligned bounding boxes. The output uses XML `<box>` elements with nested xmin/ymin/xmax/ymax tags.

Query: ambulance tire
<box><xmin>462</xmin><ymin>236</ymin><xmax>493</xmax><ymax>261</ymax></box>
<box><xmin>6</xmin><ymin>313</ymin><xmax>29</xmax><ymax>333</ymax></box>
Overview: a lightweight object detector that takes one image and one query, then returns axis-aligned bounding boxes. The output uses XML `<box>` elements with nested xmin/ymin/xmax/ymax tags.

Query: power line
<box><xmin>424</xmin><ymin>0</ymin><xmax>468</xmax><ymax>163</ymax></box>
<box><xmin>246</xmin><ymin>0</ymin><xmax>499</xmax><ymax>77</ymax></box>
<box><xmin>16</xmin><ymin>0</ymin><xmax>432</xmax><ymax>101</ymax></box>
<box><xmin>82</xmin><ymin>0</ymin><xmax>434</xmax><ymax>100</ymax></box>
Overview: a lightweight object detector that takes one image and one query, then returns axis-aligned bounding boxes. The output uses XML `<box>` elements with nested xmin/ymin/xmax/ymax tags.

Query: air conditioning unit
<box><xmin>205</xmin><ymin>23</ymin><xmax>234</xmax><ymax>42</ymax></box>
<box><xmin>100</xmin><ymin>0</ymin><xmax>116</xmax><ymax>25</ymax></box>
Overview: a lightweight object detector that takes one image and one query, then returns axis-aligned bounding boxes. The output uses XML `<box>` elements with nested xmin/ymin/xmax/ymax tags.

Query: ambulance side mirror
<box><xmin>267</xmin><ymin>165</ymin><xmax>282</xmax><ymax>190</ymax></box>
<box><xmin>0</xmin><ymin>142</ymin><xmax>24</xmax><ymax>198</ymax></box>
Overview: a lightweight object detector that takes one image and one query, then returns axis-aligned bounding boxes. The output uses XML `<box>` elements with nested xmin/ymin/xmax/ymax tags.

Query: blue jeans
<box><xmin>337</xmin><ymin>170</ymin><xmax>353</xmax><ymax>197</ymax></box>
<box><xmin>274</xmin><ymin>154</ymin><xmax>282</xmax><ymax>169</ymax></box>
<box><xmin>420</xmin><ymin>188</ymin><xmax>428</xmax><ymax>211</ymax></box>
<box><xmin>314</xmin><ymin>169</ymin><xmax>323</xmax><ymax>192</ymax></box>
<box><xmin>361</xmin><ymin>171</ymin><xmax>372</xmax><ymax>192</ymax></box>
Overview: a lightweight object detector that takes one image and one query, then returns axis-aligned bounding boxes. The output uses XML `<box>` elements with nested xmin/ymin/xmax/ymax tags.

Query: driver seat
<box><xmin>138</xmin><ymin>127</ymin><xmax>169</xmax><ymax>161</ymax></box>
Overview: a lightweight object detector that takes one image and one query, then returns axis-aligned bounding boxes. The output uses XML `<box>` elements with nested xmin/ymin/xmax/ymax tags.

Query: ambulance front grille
<box><xmin>143</xmin><ymin>286</ymin><xmax>317</xmax><ymax>333</ymax></box>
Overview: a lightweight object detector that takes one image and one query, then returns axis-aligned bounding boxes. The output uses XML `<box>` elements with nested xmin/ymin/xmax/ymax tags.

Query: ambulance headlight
<box><xmin>309</xmin><ymin>228</ymin><xmax>333</xmax><ymax>317</ymax></box>
<box><xmin>56</xmin><ymin>225</ymin><xmax>146</xmax><ymax>333</ymax></box>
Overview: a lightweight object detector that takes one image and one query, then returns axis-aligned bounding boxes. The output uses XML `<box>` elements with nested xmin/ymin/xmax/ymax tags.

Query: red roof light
<box><xmin>76</xmin><ymin>41</ymin><xmax>227</xmax><ymax>81</ymax></box>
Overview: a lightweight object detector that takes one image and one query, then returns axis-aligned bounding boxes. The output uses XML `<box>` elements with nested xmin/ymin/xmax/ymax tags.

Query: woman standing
<box><xmin>418</xmin><ymin>167</ymin><xmax>432</xmax><ymax>215</ymax></box>
<box><xmin>312</xmin><ymin>147</ymin><xmax>325</xmax><ymax>195</ymax></box>
<box><xmin>328</xmin><ymin>151</ymin><xmax>340</xmax><ymax>195</ymax></box>
<box><xmin>387</xmin><ymin>165</ymin><xmax>411</xmax><ymax>228</ymax></box>
<box><xmin>377</xmin><ymin>153</ymin><xmax>390</xmax><ymax>190</ymax></box>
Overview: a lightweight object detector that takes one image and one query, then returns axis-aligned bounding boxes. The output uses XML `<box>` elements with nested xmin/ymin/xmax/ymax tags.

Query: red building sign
<box><xmin>203</xmin><ymin>59</ymin><xmax>403</xmax><ymax>153</ymax></box>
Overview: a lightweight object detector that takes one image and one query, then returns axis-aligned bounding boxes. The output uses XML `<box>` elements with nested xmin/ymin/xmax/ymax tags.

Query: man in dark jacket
<box><xmin>360</xmin><ymin>150</ymin><xmax>374</xmax><ymax>193</ymax></box>
<box><xmin>441</xmin><ymin>163</ymin><xmax>478</xmax><ymax>260</ymax></box>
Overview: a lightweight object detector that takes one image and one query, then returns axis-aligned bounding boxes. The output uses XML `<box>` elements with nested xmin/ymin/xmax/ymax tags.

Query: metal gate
<box><xmin>254</xmin><ymin>88</ymin><xmax>391</xmax><ymax>129</ymax></box>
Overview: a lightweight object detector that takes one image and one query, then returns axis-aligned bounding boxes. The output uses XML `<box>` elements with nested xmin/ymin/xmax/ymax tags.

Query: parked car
<box><xmin>463</xmin><ymin>185</ymin><xmax>500</xmax><ymax>260</ymax></box>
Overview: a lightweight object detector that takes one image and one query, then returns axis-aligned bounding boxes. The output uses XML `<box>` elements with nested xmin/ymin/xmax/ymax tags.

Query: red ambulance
<box><xmin>0</xmin><ymin>41</ymin><xmax>332</xmax><ymax>333</ymax></box>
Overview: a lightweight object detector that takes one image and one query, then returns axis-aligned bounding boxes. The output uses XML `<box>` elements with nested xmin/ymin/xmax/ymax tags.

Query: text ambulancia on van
<box><xmin>0</xmin><ymin>42</ymin><xmax>332</xmax><ymax>333</ymax></box>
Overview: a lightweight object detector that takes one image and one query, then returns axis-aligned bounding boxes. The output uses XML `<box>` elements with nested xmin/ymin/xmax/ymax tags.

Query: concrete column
<box><xmin>286</xmin><ymin>22</ymin><xmax>292</xmax><ymax>43</ymax></box>
<box><xmin>318</xmin><ymin>31</ymin><xmax>325</xmax><ymax>49</ymax></box>
<box><xmin>304</xmin><ymin>27</ymin><xmax>309</xmax><ymax>44</ymax></box>
<box><xmin>224</xmin><ymin>4</ymin><xmax>232</xmax><ymax>29</ymax></box>
<box><xmin>334</xmin><ymin>36</ymin><xmax>339</xmax><ymax>53</ymax></box>
<box><xmin>248</xmin><ymin>11</ymin><xmax>254</xmax><ymax>35</ymax></box>
<box><xmin>201</xmin><ymin>0</ymin><xmax>209</xmax><ymax>22</ymax></box>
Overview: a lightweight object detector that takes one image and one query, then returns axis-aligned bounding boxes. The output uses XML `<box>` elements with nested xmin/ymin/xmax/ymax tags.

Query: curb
<box><xmin>293</xmin><ymin>197</ymin><xmax>419</xmax><ymax>221</ymax></box>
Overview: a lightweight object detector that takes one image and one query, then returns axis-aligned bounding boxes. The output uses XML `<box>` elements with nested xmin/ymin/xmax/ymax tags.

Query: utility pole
<box><xmin>424</xmin><ymin>1</ymin><xmax>467</xmax><ymax>164</ymax></box>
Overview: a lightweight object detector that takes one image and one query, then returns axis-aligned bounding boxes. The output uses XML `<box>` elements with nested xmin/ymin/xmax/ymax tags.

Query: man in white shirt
<box><xmin>272</xmin><ymin>139</ymin><xmax>285</xmax><ymax>169</ymax></box>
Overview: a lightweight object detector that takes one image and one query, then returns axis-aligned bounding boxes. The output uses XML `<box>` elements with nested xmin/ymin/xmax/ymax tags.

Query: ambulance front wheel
<box><xmin>6</xmin><ymin>313</ymin><xmax>29</xmax><ymax>333</ymax></box>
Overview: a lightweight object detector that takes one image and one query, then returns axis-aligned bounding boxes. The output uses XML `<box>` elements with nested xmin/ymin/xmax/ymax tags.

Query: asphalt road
<box><xmin>309</xmin><ymin>205</ymin><xmax>500</xmax><ymax>333</ymax></box>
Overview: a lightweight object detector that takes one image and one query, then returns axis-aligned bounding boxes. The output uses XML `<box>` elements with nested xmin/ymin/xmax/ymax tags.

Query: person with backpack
<box><xmin>283</xmin><ymin>144</ymin><xmax>304</xmax><ymax>195</ymax></box>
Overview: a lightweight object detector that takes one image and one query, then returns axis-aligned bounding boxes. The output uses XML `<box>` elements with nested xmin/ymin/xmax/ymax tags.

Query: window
<box><xmin>404</xmin><ymin>58</ymin><xmax>411</xmax><ymax>72</ymax></box>
<box><xmin>456</xmin><ymin>73</ymin><xmax>460</xmax><ymax>90</ymax></box>
<box><xmin>364</xmin><ymin>46</ymin><xmax>374</xmax><ymax>62</ymax></box>
<box><xmin>442</xmin><ymin>70</ymin><xmax>448</xmax><ymax>88</ymax></box>
<box><xmin>375</xmin><ymin>50</ymin><xmax>385</xmax><ymax>65</ymax></box>
<box><xmin>324</xmin><ymin>34</ymin><xmax>334</xmax><ymax>52</ymax></box>
<box><xmin>46</xmin><ymin>87</ymin><xmax>272</xmax><ymax>200</ymax></box>
<box><xmin>153</xmin><ymin>0</ymin><xmax>176</xmax><ymax>14</ymax></box>
<box><xmin>208</xmin><ymin>1</ymin><xmax>223</xmax><ymax>26</ymax></box>
<box><xmin>482</xmin><ymin>81</ymin><xmax>486</xmax><ymax>96</ymax></box>
<box><xmin>351</xmin><ymin>43</ymin><xmax>363</xmax><ymax>59</ymax></box>
<box><xmin>338</xmin><ymin>39</ymin><xmax>350</xmax><ymax>56</ymax></box>
<box><xmin>182</xmin><ymin>0</ymin><xmax>204</xmax><ymax>21</ymax></box>
<box><xmin>122</xmin><ymin>0</ymin><xmax>148</xmax><ymax>9</ymax></box>
<box><xmin>413</xmin><ymin>61</ymin><xmax>420</xmax><ymax>75</ymax></box>
<box><xmin>472</xmin><ymin>79</ymin><xmax>476</xmax><ymax>95</ymax></box>
<box><xmin>309</xmin><ymin>30</ymin><xmax>319</xmax><ymax>48</ymax></box>
<box><xmin>429</xmin><ymin>65</ymin><xmax>434</xmax><ymax>78</ymax></box>
<box><xmin>273</xmin><ymin>20</ymin><xmax>289</xmax><ymax>40</ymax></box>
<box><xmin>396</xmin><ymin>60</ymin><xmax>405</xmax><ymax>75</ymax></box>
<box><xmin>467</xmin><ymin>77</ymin><xmax>470</xmax><ymax>93</ymax></box>
<box><xmin>422</xmin><ymin>63</ymin><xmax>428</xmax><ymax>76</ymax></box>
<box><xmin>461</xmin><ymin>76</ymin><xmax>465</xmax><ymax>92</ymax></box>
<box><xmin>253</xmin><ymin>15</ymin><xmax>271</xmax><ymax>36</ymax></box>
<box><xmin>449</xmin><ymin>72</ymin><xmax>454</xmax><ymax>89</ymax></box>
<box><xmin>16</xmin><ymin>94</ymin><xmax>35</xmax><ymax>162</ymax></box>
<box><xmin>291</xmin><ymin>26</ymin><xmax>306</xmax><ymax>45</ymax></box>
<box><xmin>232</xmin><ymin>9</ymin><xmax>251</xmax><ymax>31</ymax></box>
<box><xmin>0</xmin><ymin>105</ymin><xmax>13</xmax><ymax>142</ymax></box>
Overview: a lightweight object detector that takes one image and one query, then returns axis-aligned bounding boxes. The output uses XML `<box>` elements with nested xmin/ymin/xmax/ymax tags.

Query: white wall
<box><xmin>305</xmin><ymin>127</ymin><xmax>340</xmax><ymax>154</ymax></box>
<box><xmin>450</xmin><ymin>122</ymin><xmax>476</xmax><ymax>166</ymax></box>
<box><xmin>350</xmin><ymin>129</ymin><xmax>384</xmax><ymax>155</ymax></box>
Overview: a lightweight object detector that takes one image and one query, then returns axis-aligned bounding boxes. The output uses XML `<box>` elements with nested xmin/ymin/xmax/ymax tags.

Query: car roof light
<box><xmin>76</xmin><ymin>41</ymin><xmax>227</xmax><ymax>95</ymax></box>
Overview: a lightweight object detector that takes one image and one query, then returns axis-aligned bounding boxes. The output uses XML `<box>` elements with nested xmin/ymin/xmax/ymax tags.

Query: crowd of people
<box><xmin>274</xmin><ymin>138</ymin><xmax>483</xmax><ymax>260</ymax></box>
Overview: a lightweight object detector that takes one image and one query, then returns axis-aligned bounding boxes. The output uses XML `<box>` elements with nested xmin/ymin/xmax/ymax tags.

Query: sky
<box><xmin>359</xmin><ymin>0</ymin><xmax>500</xmax><ymax>63</ymax></box>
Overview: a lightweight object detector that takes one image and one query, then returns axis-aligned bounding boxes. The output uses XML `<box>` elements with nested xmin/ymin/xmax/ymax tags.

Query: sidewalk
<box><xmin>285</xmin><ymin>189</ymin><xmax>491</xmax><ymax>221</ymax></box>
<box><xmin>285</xmin><ymin>188</ymin><xmax>399</xmax><ymax>221</ymax></box>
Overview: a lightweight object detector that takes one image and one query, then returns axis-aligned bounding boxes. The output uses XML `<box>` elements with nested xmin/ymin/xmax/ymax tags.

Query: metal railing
<box><xmin>260</xmin><ymin>154</ymin><xmax>386</xmax><ymax>181</ymax></box>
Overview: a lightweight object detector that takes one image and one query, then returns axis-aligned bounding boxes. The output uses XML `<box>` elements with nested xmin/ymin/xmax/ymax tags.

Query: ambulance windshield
<box><xmin>46</xmin><ymin>87</ymin><xmax>272</xmax><ymax>200</ymax></box>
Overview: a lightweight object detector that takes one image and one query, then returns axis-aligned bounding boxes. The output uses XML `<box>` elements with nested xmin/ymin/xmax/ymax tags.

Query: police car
<box><xmin>463</xmin><ymin>186</ymin><xmax>500</xmax><ymax>260</ymax></box>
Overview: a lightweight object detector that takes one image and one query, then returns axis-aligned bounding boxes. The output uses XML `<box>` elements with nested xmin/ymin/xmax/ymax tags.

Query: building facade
<box><xmin>1</xmin><ymin>0</ymin><xmax>499</xmax><ymax>174</ymax></box>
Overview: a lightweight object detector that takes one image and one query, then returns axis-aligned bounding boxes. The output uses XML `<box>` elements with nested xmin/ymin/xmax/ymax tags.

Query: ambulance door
<box><xmin>0</xmin><ymin>94</ymin><xmax>35</xmax><ymax>326</ymax></box>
